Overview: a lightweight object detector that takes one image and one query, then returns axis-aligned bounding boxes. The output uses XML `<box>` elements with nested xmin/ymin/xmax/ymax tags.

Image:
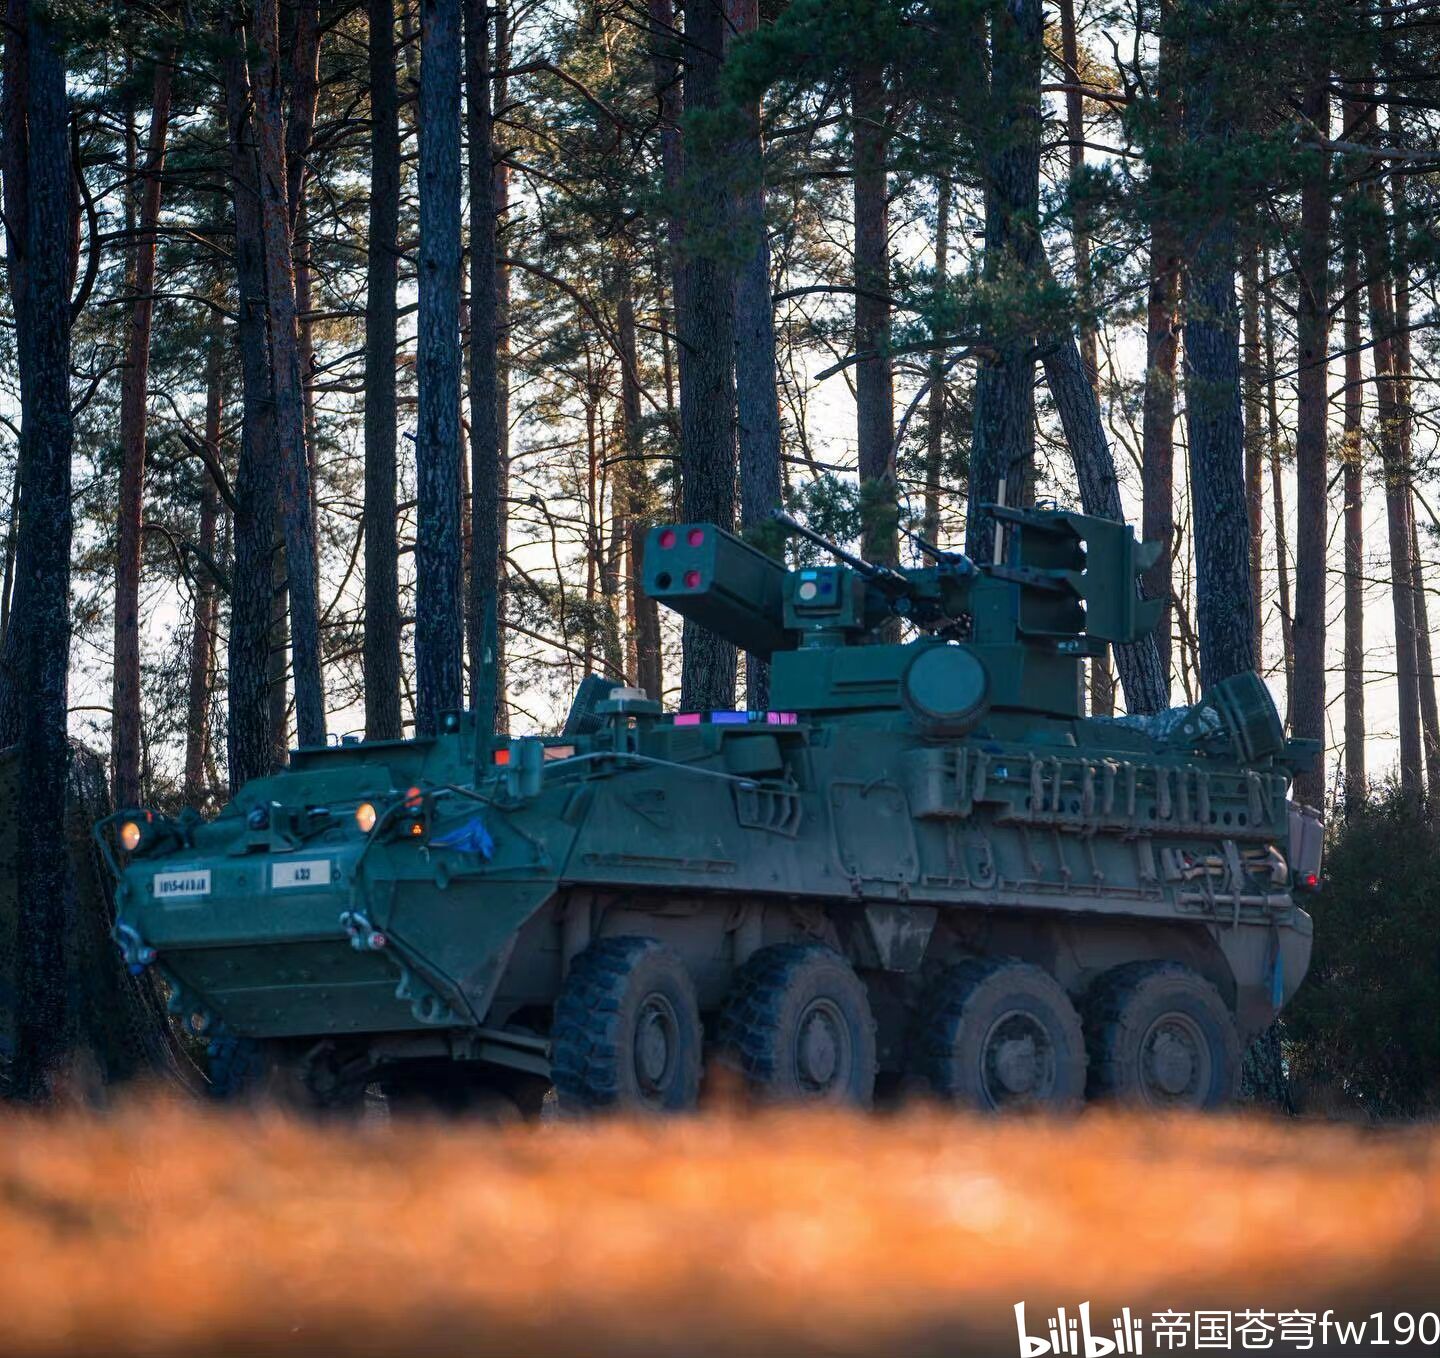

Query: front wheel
<box><xmin>1084</xmin><ymin>962</ymin><xmax>1241</xmax><ymax>1109</ymax></box>
<box><xmin>717</xmin><ymin>942</ymin><xmax>877</xmax><ymax>1106</ymax></box>
<box><xmin>551</xmin><ymin>936</ymin><xmax>703</xmax><ymax>1114</ymax></box>
<box><xmin>205</xmin><ymin>1036</ymin><xmax>369</xmax><ymax>1114</ymax></box>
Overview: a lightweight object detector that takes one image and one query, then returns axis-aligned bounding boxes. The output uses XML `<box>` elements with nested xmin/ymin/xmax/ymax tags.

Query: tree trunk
<box><xmin>1060</xmin><ymin>0</ymin><xmax>1110</xmax><ymax>733</ymax></box>
<box><xmin>1240</xmin><ymin>241</ymin><xmax>1264</xmax><ymax>647</ymax></box>
<box><xmin>364</xmin><ymin>0</ymin><xmax>404</xmax><ymax>740</ymax></box>
<box><xmin>0</xmin><ymin>0</ymin><xmax>76</xmax><ymax>1099</ymax></box>
<box><xmin>852</xmin><ymin>57</ymin><xmax>894</xmax><ymax>568</ymax></box>
<box><xmin>675</xmin><ymin>0</ymin><xmax>738</xmax><ymax>711</ymax></box>
<box><xmin>491</xmin><ymin>0</ymin><xmax>512</xmax><ymax>733</ymax></box>
<box><xmin>465</xmin><ymin>0</ymin><xmax>503</xmax><ymax>736</ymax></box>
<box><xmin>1341</xmin><ymin>236</ymin><xmax>1365</xmax><ymax>806</ymax></box>
<box><xmin>1409</xmin><ymin>512</ymin><xmax>1440</xmax><ymax>801</ymax></box>
<box><xmin>1041</xmin><ymin>325</ymin><xmax>1168</xmax><ymax>716</ymax></box>
<box><xmin>1140</xmin><ymin>9</ymin><xmax>1180</xmax><ymax>693</ymax></box>
<box><xmin>1179</xmin><ymin>0</ymin><xmax>1254</xmax><ymax>688</ymax></box>
<box><xmin>1262</xmin><ymin>274</ymin><xmax>1294</xmax><ymax>717</ymax></box>
<box><xmin>251</xmin><ymin>0</ymin><xmax>325</xmax><ymax>747</ymax></box>
<box><xmin>966</xmin><ymin>0</ymin><xmax>1042</xmax><ymax>563</ymax></box>
<box><xmin>1290</xmin><ymin>79</ymin><xmax>1331</xmax><ymax>808</ymax></box>
<box><xmin>1364</xmin><ymin>235</ymin><xmax>1422</xmax><ymax>798</ymax></box>
<box><xmin>224</xmin><ymin>24</ymin><xmax>282</xmax><ymax>791</ymax></box>
<box><xmin>112</xmin><ymin>54</ymin><xmax>173</xmax><ymax>808</ymax></box>
<box><xmin>1058</xmin><ymin>0</ymin><xmax>1097</xmax><ymax>394</ymax></box>
<box><xmin>726</xmin><ymin>0</ymin><xmax>782</xmax><ymax>708</ymax></box>
<box><xmin>184</xmin><ymin>317</ymin><xmax>225</xmax><ymax>805</ymax></box>
<box><xmin>414</xmin><ymin>0</ymin><xmax>465</xmax><ymax>734</ymax></box>
<box><xmin>922</xmin><ymin>175</ymin><xmax>950</xmax><ymax>545</ymax></box>
<box><xmin>618</xmin><ymin>262</ymin><xmax>663</xmax><ymax>701</ymax></box>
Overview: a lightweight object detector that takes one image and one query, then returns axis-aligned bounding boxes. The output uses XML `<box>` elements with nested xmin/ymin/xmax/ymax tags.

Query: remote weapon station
<box><xmin>100</xmin><ymin>504</ymin><xmax>1320</xmax><ymax>1113</ymax></box>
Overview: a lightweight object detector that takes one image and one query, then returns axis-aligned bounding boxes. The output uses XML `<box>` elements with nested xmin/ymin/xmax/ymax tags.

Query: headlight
<box><xmin>355</xmin><ymin>802</ymin><xmax>377</xmax><ymax>834</ymax></box>
<box><xmin>120</xmin><ymin>820</ymin><xmax>143</xmax><ymax>852</ymax></box>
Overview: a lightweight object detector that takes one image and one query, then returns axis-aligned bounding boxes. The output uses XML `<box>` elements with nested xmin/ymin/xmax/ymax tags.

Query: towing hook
<box><xmin>113</xmin><ymin>921</ymin><xmax>157</xmax><ymax>974</ymax></box>
<box><xmin>339</xmin><ymin>910</ymin><xmax>387</xmax><ymax>952</ymax></box>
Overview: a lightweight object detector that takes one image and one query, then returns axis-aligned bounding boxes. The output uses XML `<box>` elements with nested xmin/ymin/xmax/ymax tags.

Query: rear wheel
<box><xmin>1084</xmin><ymin>962</ymin><xmax>1240</xmax><ymax>1109</ymax></box>
<box><xmin>551</xmin><ymin>936</ymin><xmax>703</xmax><ymax>1114</ymax></box>
<box><xmin>717</xmin><ymin>942</ymin><xmax>877</xmax><ymax>1106</ymax></box>
<box><xmin>917</xmin><ymin>959</ymin><xmax>1086</xmax><ymax>1112</ymax></box>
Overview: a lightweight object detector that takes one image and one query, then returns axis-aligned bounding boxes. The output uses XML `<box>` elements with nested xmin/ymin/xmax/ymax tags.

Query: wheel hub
<box><xmin>633</xmin><ymin>995</ymin><xmax>678</xmax><ymax>1094</ymax></box>
<box><xmin>795</xmin><ymin>998</ymin><xmax>850</xmax><ymax>1094</ymax></box>
<box><xmin>1140</xmin><ymin>1013</ymin><xmax>1208</xmax><ymax>1103</ymax></box>
<box><xmin>992</xmin><ymin>1035</ymin><xmax>1038</xmax><ymax>1094</ymax></box>
<box><xmin>981</xmin><ymin>1010</ymin><xmax>1054</xmax><ymax>1108</ymax></box>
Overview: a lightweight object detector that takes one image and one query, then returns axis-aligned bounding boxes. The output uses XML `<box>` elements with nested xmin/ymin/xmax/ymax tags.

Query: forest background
<box><xmin>1</xmin><ymin>0</ymin><xmax>1437</xmax><ymax>1109</ymax></box>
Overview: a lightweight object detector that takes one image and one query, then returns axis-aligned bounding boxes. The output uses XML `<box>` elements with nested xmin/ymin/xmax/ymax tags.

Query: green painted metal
<box><xmin>101</xmin><ymin>504</ymin><xmax>1317</xmax><ymax>1096</ymax></box>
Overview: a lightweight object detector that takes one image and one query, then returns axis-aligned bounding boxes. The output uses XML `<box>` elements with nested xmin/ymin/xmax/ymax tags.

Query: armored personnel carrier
<box><xmin>98</xmin><ymin>504</ymin><xmax>1320</xmax><ymax>1114</ymax></box>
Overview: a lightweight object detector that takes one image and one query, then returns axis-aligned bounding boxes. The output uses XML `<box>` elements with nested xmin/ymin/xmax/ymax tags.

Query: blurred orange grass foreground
<box><xmin>0</xmin><ymin>1096</ymin><xmax>1437</xmax><ymax>1357</ymax></box>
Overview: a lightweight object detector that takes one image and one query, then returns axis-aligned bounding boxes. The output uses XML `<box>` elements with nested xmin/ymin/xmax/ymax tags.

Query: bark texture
<box><xmin>1290</xmin><ymin>81</ymin><xmax>1331</xmax><ymax>808</ymax></box>
<box><xmin>252</xmin><ymin>0</ymin><xmax>325</xmax><ymax>747</ymax></box>
<box><xmin>414</xmin><ymin>0</ymin><xmax>465</xmax><ymax>733</ymax></box>
<box><xmin>0</xmin><ymin>0</ymin><xmax>76</xmax><ymax>1098</ymax></box>
<box><xmin>1179</xmin><ymin>0</ymin><xmax>1254</xmax><ymax>688</ymax></box>
<box><xmin>224</xmin><ymin>27</ymin><xmax>282</xmax><ymax>791</ymax></box>
<box><xmin>466</xmin><ymin>0</ymin><xmax>503</xmax><ymax>733</ymax></box>
<box><xmin>112</xmin><ymin>55</ymin><xmax>173</xmax><ymax>807</ymax></box>
<box><xmin>966</xmin><ymin>0</ymin><xmax>1042</xmax><ymax>563</ymax></box>
<box><xmin>673</xmin><ymin>0</ymin><xmax>738</xmax><ymax>711</ymax></box>
<box><xmin>1341</xmin><ymin>238</ymin><xmax>1365</xmax><ymax>805</ymax></box>
<box><xmin>184</xmin><ymin>318</ymin><xmax>225</xmax><ymax>805</ymax></box>
<box><xmin>364</xmin><ymin>0</ymin><xmax>404</xmax><ymax>739</ymax></box>
<box><xmin>1140</xmin><ymin>11</ymin><xmax>1180</xmax><ymax>691</ymax></box>
<box><xmin>852</xmin><ymin>58</ymin><xmax>895</xmax><ymax>567</ymax></box>
<box><xmin>727</xmin><ymin>0</ymin><xmax>782</xmax><ymax>708</ymax></box>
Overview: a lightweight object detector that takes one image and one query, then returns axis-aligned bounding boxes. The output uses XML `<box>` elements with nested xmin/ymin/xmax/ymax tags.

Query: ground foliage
<box><xmin>1283</xmin><ymin>790</ymin><xmax>1440</xmax><ymax>1120</ymax></box>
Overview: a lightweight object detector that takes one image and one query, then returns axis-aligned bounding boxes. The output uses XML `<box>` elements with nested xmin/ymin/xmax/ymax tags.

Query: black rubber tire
<box><xmin>551</xmin><ymin>936</ymin><xmax>703</xmax><ymax>1114</ymax></box>
<box><xmin>1084</xmin><ymin>961</ymin><xmax>1241</xmax><ymax>1110</ymax></box>
<box><xmin>205</xmin><ymin>1035</ymin><xmax>268</xmax><ymax>1101</ymax></box>
<box><xmin>918</xmin><ymin>959</ymin><xmax>1087</xmax><ymax>1112</ymax></box>
<box><xmin>717</xmin><ymin>942</ymin><xmax>877</xmax><ymax>1106</ymax></box>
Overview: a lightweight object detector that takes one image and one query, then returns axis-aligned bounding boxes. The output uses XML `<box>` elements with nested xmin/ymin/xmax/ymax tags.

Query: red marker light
<box><xmin>659</xmin><ymin>528</ymin><xmax>676</xmax><ymax>549</ymax></box>
<box><xmin>687</xmin><ymin>528</ymin><xmax>705</xmax><ymax>547</ymax></box>
<box><xmin>404</xmin><ymin>785</ymin><xmax>423</xmax><ymax>810</ymax></box>
<box><xmin>684</xmin><ymin>570</ymin><xmax>701</xmax><ymax>589</ymax></box>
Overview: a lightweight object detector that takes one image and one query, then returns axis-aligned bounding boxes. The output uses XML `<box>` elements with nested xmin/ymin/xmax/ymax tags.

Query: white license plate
<box><xmin>271</xmin><ymin>859</ymin><xmax>331</xmax><ymax>890</ymax></box>
<box><xmin>153</xmin><ymin>869</ymin><xmax>211</xmax><ymax>899</ymax></box>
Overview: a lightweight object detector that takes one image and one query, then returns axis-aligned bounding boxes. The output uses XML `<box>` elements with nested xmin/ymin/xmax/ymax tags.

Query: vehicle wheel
<box><xmin>1084</xmin><ymin>962</ymin><xmax>1241</xmax><ymax>1110</ymax></box>
<box><xmin>551</xmin><ymin>936</ymin><xmax>703</xmax><ymax>1114</ymax></box>
<box><xmin>208</xmin><ymin>1036</ymin><xmax>367</xmax><ymax>1114</ymax></box>
<box><xmin>717</xmin><ymin>942</ymin><xmax>877</xmax><ymax>1106</ymax></box>
<box><xmin>205</xmin><ymin>1034</ymin><xmax>268</xmax><ymax>1101</ymax></box>
<box><xmin>917</xmin><ymin>959</ymin><xmax>1086</xmax><ymax>1112</ymax></box>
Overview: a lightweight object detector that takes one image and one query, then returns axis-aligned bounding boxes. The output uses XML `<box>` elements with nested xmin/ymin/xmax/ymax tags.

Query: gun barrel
<box><xmin>769</xmin><ymin>510</ymin><xmax>910</xmax><ymax>594</ymax></box>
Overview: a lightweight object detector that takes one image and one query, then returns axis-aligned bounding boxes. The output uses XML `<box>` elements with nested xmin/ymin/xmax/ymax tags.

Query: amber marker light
<box><xmin>355</xmin><ymin>802</ymin><xmax>377</xmax><ymax>834</ymax></box>
<box><xmin>408</xmin><ymin>821</ymin><xmax>425</xmax><ymax>838</ymax></box>
<box><xmin>120</xmin><ymin>821</ymin><xmax>142</xmax><ymax>852</ymax></box>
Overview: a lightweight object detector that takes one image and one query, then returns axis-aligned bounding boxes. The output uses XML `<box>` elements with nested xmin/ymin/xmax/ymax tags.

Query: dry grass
<box><xmin>0</xmin><ymin>1095</ymin><xmax>1437</xmax><ymax>1357</ymax></box>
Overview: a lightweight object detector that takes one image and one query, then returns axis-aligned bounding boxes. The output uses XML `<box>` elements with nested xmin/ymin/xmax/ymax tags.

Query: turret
<box><xmin>643</xmin><ymin>504</ymin><xmax>1162</xmax><ymax>720</ymax></box>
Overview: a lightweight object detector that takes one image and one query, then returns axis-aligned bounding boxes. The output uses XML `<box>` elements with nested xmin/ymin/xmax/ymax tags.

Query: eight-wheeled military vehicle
<box><xmin>98</xmin><ymin>504</ymin><xmax>1321</xmax><ymax>1114</ymax></box>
